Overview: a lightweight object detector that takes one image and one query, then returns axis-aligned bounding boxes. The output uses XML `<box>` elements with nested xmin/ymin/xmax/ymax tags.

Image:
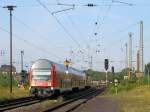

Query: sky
<box><xmin>0</xmin><ymin>0</ymin><xmax>150</xmax><ymax>72</ymax></box>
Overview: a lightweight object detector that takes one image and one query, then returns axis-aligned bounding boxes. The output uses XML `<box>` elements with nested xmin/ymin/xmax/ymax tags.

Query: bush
<box><xmin>107</xmin><ymin>76</ymin><xmax>150</xmax><ymax>95</ymax></box>
<box><xmin>0</xmin><ymin>73</ymin><xmax>18</xmax><ymax>87</ymax></box>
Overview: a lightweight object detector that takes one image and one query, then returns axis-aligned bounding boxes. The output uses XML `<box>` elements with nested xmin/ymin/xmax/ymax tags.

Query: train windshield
<box><xmin>32</xmin><ymin>70</ymin><xmax>51</xmax><ymax>81</ymax></box>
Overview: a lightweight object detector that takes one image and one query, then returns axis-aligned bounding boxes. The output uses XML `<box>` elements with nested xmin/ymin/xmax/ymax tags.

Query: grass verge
<box><xmin>104</xmin><ymin>85</ymin><xmax>150</xmax><ymax>112</ymax></box>
<box><xmin>0</xmin><ymin>86</ymin><xmax>29</xmax><ymax>101</ymax></box>
<box><xmin>118</xmin><ymin>85</ymin><xmax>150</xmax><ymax>112</ymax></box>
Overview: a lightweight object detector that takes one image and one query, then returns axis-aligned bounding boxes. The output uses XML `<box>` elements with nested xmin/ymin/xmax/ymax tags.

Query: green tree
<box><xmin>0</xmin><ymin>73</ymin><xmax>17</xmax><ymax>87</ymax></box>
<box><xmin>145</xmin><ymin>63</ymin><xmax>150</xmax><ymax>75</ymax></box>
<box><xmin>85</xmin><ymin>69</ymin><xmax>106</xmax><ymax>80</ymax></box>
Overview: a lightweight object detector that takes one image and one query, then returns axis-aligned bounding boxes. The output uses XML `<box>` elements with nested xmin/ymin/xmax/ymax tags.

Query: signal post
<box><xmin>104</xmin><ymin>59</ymin><xmax>109</xmax><ymax>86</ymax></box>
<box><xmin>64</xmin><ymin>59</ymin><xmax>71</xmax><ymax>74</ymax></box>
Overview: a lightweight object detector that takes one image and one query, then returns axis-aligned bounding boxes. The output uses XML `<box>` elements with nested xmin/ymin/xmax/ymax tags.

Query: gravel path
<box><xmin>73</xmin><ymin>97</ymin><xmax>119</xmax><ymax>112</ymax></box>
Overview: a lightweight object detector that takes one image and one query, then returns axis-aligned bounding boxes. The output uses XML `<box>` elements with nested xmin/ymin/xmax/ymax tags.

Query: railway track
<box><xmin>0</xmin><ymin>96</ymin><xmax>42</xmax><ymax>111</ymax></box>
<box><xmin>44</xmin><ymin>87</ymin><xmax>106</xmax><ymax>112</ymax></box>
<box><xmin>0</xmin><ymin>88</ymin><xmax>92</xmax><ymax>112</ymax></box>
<box><xmin>0</xmin><ymin>87</ymin><xmax>105</xmax><ymax>112</ymax></box>
<box><xmin>0</xmin><ymin>88</ymin><xmax>91</xmax><ymax>111</ymax></box>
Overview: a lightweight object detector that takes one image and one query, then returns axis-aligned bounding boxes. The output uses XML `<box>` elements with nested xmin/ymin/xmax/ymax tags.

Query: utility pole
<box><xmin>145</xmin><ymin>65</ymin><xmax>149</xmax><ymax>88</ymax></box>
<box><xmin>3</xmin><ymin>5</ymin><xmax>16</xmax><ymax>93</ymax></box>
<box><xmin>137</xmin><ymin>50</ymin><xmax>140</xmax><ymax>72</ymax></box>
<box><xmin>139</xmin><ymin>21</ymin><xmax>144</xmax><ymax>72</ymax></box>
<box><xmin>89</xmin><ymin>56</ymin><xmax>93</xmax><ymax>69</ymax></box>
<box><xmin>125</xmin><ymin>43</ymin><xmax>128</xmax><ymax>68</ymax></box>
<box><xmin>128</xmin><ymin>32</ymin><xmax>132</xmax><ymax>69</ymax></box>
<box><xmin>148</xmin><ymin>69</ymin><xmax>149</xmax><ymax>88</ymax></box>
<box><xmin>21</xmin><ymin>50</ymin><xmax>24</xmax><ymax>72</ymax></box>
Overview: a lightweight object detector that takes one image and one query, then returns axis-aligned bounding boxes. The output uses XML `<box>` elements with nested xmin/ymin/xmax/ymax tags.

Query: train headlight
<box><xmin>31</xmin><ymin>82</ymin><xmax>35</xmax><ymax>86</ymax></box>
<box><xmin>48</xmin><ymin>82</ymin><xmax>51</xmax><ymax>86</ymax></box>
<box><xmin>65</xmin><ymin>70</ymin><xmax>69</xmax><ymax>74</ymax></box>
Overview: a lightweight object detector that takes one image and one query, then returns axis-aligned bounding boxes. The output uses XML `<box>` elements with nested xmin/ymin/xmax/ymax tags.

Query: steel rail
<box><xmin>0</xmin><ymin>88</ymin><xmax>93</xmax><ymax>111</ymax></box>
<box><xmin>0</xmin><ymin>97</ymin><xmax>42</xmax><ymax>111</ymax></box>
<box><xmin>44</xmin><ymin>87</ymin><xmax>106</xmax><ymax>112</ymax></box>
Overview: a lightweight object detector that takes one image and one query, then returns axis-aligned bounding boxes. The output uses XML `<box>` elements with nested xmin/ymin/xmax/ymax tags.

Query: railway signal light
<box><xmin>111</xmin><ymin>66</ymin><xmax>114</xmax><ymax>74</ymax></box>
<box><xmin>64</xmin><ymin>59</ymin><xmax>71</xmax><ymax>71</ymax></box>
<box><xmin>104</xmin><ymin>59</ymin><xmax>109</xmax><ymax>71</ymax></box>
<box><xmin>64</xmin><ymin>59</ymin><xmax>71</xmax><ymax>66</ymax></box>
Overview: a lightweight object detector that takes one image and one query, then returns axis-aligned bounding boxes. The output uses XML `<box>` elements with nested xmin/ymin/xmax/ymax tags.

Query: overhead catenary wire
<box><xmin>52</xmin><ymin>15</ymin><xmax>82</xmax><ymax>48</ymax></box>
<box><xmin>0</xmin><ymin>0</ymin><xmax>138</xmax><ymax>70</ymax></box>
<box><xmin>113</xmin><ymin>21</ymin><xmax>140</xmax><ymax>34</ymax></box>
<box><xmin>109</xmin><ymin>21</ymin><xmax>139</xmax><ymax>45</ymax></box>
<box><xmin>27</xmin><ymin>4</ymin><xmax>150</xmax><ymax>7</ymax></box>
<box><xmin>13</xmin><ymin>15</ymin><xmax>59</xmax><ymax>48</ymax></box>
<box><xmin>91</xmin><ymin>0</ymin><xmax>133</xmax><ymax>62</ymax></box>
<box><xmin>45</xmin><ymin>1</ymin><xmax>136</xmax><ymax>7</ymax></box>
<box><xmin>97</xmin><ymin>0</ymin><xmax>114</xmax><ymax>31</ymax></box>
<box><xmin>0</xmin><ymin>26</ymin><xmax>62</xmax><ymax>59</ymax></box>
<box><xmin>93</xmin><ymin>0</ymin><xmax>134</xmax><ymax>54</ymax></box>
<box><xmin>55</xmin><ymin>0</ymin><xmax>92</xmax><ymax>69</ymax></box>
<box><xmin>95</xmin><ymin>0</ymin><xmax>105</xmax><ymax>27</ymax></box>
<box><xmin>90</xmin><ymin>0</ymin><xmax>113</xmax><ymax>43</ymax></box>
<box><xmin>57</xmin><ymin>0</ymin><xmax>110</xmax><ymax>67</ymax></box>
<box><xmin>36</xmin><ymin>0</ymin><xmax>80</xmax><ymax>47</ymax></box>
<box><xmin>89</xmin><ymin>0</ymin><xmax>113</xmax><ymax>57</ymax></box>
<box><xmin>51</xmin><ymin>7</ymin><xmax>74</xmax><ymax>15</ymax></box>
<box><xmin>56</xmin><ymin>1</ymin><xmax>89</xmax><ymax>47</ymax></box>
<box><xmin>57</xmin><ymin>3</ymin><xmax>90</xmax><ymax>67</ymax></box>
<box><xmin>56</xmin><ymin>1</ymin><xmax>105</xmax><ymax>62</ymax></box>
<box><xmin>95</xmin><ymin>0</ymin><xmax>134</xmax><ymax>35</ymax></box>
<box><xmin>65</xmin><ymin>13</ymin><xmax>89</xmax><ymax>45</ymax></box>
<box><xmin>112</xmin><ymin>0</ymin><xmax>133</xmax><ymax>6</ymax></box>
<box><xmin>93</xmin><ymin>0</ymin><xmax>133</xmax><ymax>30</ymax></box>
<box><xmin>90</xmin><ymin>0</ymin><xmax>105</xmax><ymax>51</ymax></box>
<box><xmin>3</xmin><ymin>0</ymin><xmax>149</xmax><ymax>9</ymax></box>
<box><xmin>36</xmin><ymin>0</ymin><xmax>85</xmax><ymax>52</ymax></box>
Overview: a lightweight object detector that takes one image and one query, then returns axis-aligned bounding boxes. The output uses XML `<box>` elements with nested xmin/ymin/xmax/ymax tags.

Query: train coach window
<box><xmin>32</xmin><ymin>75</ymin><xmax>51</xmax><ymax>81</ymax></box>
<box><xmin>32</xmin><ymin>70</ymin><xmax>51</xmax><ymax>81</ymax></box>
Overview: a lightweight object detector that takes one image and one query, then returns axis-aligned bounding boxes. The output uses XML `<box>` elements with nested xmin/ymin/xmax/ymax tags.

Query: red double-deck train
<box><xmin>28</xmin><ymin>59</ymin><xmax>91</xmax><ymax>97</ymax></box>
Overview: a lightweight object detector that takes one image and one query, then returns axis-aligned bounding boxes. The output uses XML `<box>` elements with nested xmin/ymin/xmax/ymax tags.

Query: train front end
<box><xmin>29</xmin><ymin>59</ymin><xmax>53</xmax><ymax>97</ymax></box>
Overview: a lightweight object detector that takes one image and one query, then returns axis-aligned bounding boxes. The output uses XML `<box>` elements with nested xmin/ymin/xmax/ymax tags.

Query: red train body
<box><xmin>28</xmin><ymin>59</ymin><xmax>90</xmax><ymax>97</ymax></box>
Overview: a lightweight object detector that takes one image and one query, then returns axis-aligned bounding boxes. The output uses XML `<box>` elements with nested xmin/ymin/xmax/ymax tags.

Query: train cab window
<box><xmin>32</xmin><ymin>70</ymin><xmax>51</xmax><ymax>81</ymax></box>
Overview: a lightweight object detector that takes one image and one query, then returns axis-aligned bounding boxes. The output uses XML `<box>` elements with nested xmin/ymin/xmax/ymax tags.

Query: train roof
<box><xmin>31</xmin><ymin>59</ymin><xmax>52</xmax><ymax>69</ymax></box>
<box><xmin>31</xmin><ymin>59</ymin><xmax>85</xmax><ymax>76</ymax></box>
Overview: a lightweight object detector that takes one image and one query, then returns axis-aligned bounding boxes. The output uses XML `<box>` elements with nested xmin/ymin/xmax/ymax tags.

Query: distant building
<box><xmin>0</xmin><ymin>65</ymin><xmax>16</xmax><ymax>74</ymax></box>
<box><xmin>124</xmin><ymin>75</ymin><xmax>128</xmax><ymax>80</ymax></box>
<box><xmin>135</xmin><ymin>72</ymin><xmax>144</xmax><ymax>78</ymax></box>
